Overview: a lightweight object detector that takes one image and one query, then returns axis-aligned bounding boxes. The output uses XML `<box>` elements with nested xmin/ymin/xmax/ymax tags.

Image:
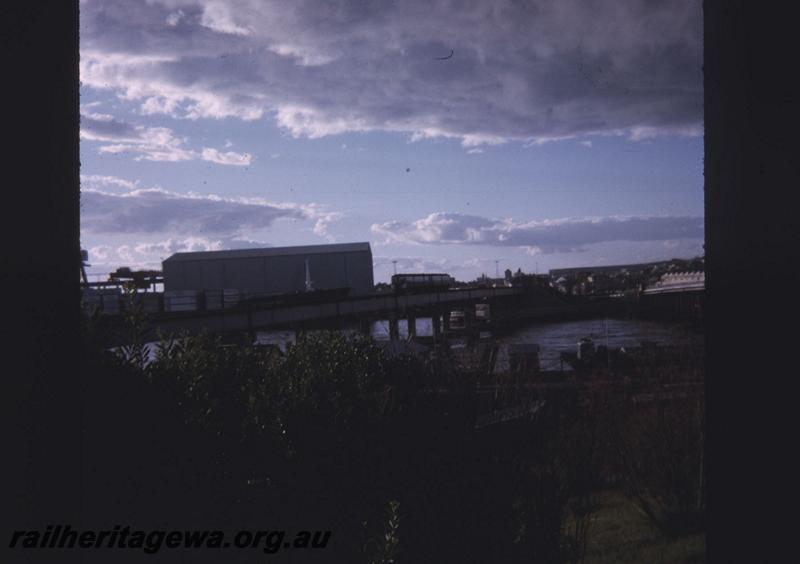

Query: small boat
<box><xmin>559</xmin><ymin>337</ymin><xmax>597</xmax><ymax>371</ymax></box>
<box><xmin>577</xmin><ymin>337</ymin><xmax>596</xmax><ymax>360</ymax></box>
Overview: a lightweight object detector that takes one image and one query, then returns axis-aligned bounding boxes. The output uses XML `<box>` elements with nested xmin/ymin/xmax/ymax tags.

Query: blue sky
<box><xmin>79</xmin><ymin>0</ymin><xmax>703</xmax><ymax>283</ymax></box>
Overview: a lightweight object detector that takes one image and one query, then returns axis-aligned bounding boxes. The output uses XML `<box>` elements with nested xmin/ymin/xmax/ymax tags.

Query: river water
<box><xmin>372</xmin><ymin>316</ymin><xmax>703</xmax><ymax>371</ymax></box>
<box><xmin>498</xmin><ymin>317</ymin><xmax>704</xmax><ymax>371</ymax></box>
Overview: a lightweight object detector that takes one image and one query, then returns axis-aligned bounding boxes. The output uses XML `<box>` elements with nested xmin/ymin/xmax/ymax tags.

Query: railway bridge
<box><xmin>93</xmin><ymin>285</ymin><xmax>577</xmax><ymax>347</ymax></box>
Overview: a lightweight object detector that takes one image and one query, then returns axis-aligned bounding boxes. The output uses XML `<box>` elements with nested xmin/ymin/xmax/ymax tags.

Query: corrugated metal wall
<box><xmin>163</xmin><ymin>249</ymin><xmax>374</xmax><ymax>295</ymax></box>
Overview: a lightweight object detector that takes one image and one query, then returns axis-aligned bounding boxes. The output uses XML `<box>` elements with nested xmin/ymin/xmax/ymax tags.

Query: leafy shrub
<box><xmin>82</xmin><ymin>304</ymin><xmax>703</xmax><ymax>562</ymax></box>
<box><xmin>614</xmin><ymin>398</ymin><xmax>705</xmax><ymax>536</ymax></box>
<box><xmin>362</xmin><ymin>499</ymin><xmax>401</xmax><ymax>564</ymax></box>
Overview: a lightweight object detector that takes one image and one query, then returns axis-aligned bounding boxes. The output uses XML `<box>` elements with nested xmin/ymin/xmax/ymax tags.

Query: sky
<box><xmin>79</xmin><ymin>0</ymin><xmax>704</xmax><ymax>283</ymax></box>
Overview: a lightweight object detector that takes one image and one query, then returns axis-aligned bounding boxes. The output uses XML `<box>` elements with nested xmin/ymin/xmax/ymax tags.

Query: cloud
<box><xmin>81</xmin><ymin>110</ymin><xmax>252</xmax><ymax>165</ymax></box>
<box><xmin>307</xmin><ymin>206</ymin><xmax>343</xmax><ymax>241</ymax></box>
<box><xmin>372</xmin><ymin>256</ymin><xmax>451</xmax><ymax>282</ymax></box>
<box><xmin>80</xmin><ymin>111</ymin><xmax>142</xmax><ymax>140</ymax></box>
<box><xmin>132</xmin><ymin>237</ymin><xmax>224</xmax><ymax>256</ymax></box>
<box><xmin>88</xmin><ymin>245</ymin><xmax>112</xmax><ymax>261</ymax></box>
<box><xmin>80</xmin><ymin>174</ymin><xmax>140</xmax><ymax>191</ymax></box>
<box><xmin>80</xmin><ymin>0</ymin><xmax>702</xmax><ymax>146</ymax></box>
<box><xmin>80</xmin><ymin>177</ymin><xmax>342</xmax><ymax>241</ymax></box>
<box><xmin>371</xmin><ymin>212</ymin><xmax>703</xmax><ymax>253</ymax></box>
<box><xmin>85</xmin><ymin>236</ymin><xmax>280</xmax><ymax>273</ymax></box>
<box><xmin>198</xmin><ymin>1</ymin><xmax>251</xmax><ymax>36</ymax></box>
<box><xmin>200</xmin><ymin>147</ymin><xmax>251</xmax><ymax>165</ymax></box>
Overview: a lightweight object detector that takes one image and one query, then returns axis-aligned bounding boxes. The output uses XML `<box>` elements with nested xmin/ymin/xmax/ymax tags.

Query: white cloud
<box><xmin>306</xmin><ymin>207</ymin><xmax>343</xmax><ymax>241</ymax></box>
<box><xmin>267</xmin><ymin>43</ymin><xmax>334</xmax><ymax>66</ymax></box>
<box><xmin>198</xmin><ymin>1</ymin><xmax>251</xmax><ymax>36</ymax></box>
<box><xmin>200</xmin><ymin>147</ymin><xmax>251</xmax><ymax>166</ymax></box>
<box><xmin>274</xmin><ymin>105</ymin><xmax>374</xmax><ymax>139</ymax></box>
<box><xmin>628</xmin><ymin>124</ymin><xmax>703</xmax><ymax>142</ymax></box>
<box><xmin>80</xmin><ymin>51</ymin><xmax>264</xmax><ymax>121</ymax></box>
<box><xmin>133</xmin><ymin>237</ymin><xmax>223</xmax><ymax>256</ymax></box>
<box><xmin>85</xmin><ymin>235</ymin><xmax>280</xmax><ymax>274</ymax></box>
<box><xmin>166</xmin><ymin>10</ymin><xmax>185</xmax><ymax>27</ymax></box>
<box><xmin>371</xmin><ymin>212</ymin><xmax>704</xmax><ymax>253</ymax></box>
<box><xmin>81</xmin><ymin>110</ymin><xmax>251</xmax><ymax>165</ymax></box>
<box><xmin>116</xmin><ymin>245</ymin><xmax>135</xmax><ymax>263</ymax></box>
<box><xmin>92</xmin><ymin>127</ymin><xmax>195</xmax><ymax>162</ymax></box>
<box><xmin>80</xmin><ymin>176</ymin><xmax>343</xmax><ymax>242</ymax></box>
<box><xmin>80</xmin><ymin>174</ymin><xmax>139</xmax><ymax>191</ymax></box>
<box><xmin>89</xmin><ymin>245</ymin><xmax>112</xmax><ymax>261</ymax></box>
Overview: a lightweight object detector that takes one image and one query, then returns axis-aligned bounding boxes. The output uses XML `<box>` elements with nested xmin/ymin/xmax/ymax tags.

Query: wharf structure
<box><xmin>83</xmin><ymin>242</ymin><xmax>576</xmax><ymax>347</ymax></box>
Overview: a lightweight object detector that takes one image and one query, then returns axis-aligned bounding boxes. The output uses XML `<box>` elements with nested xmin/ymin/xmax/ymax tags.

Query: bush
<box><xmin>614</xmin><ymin>398</ymin><xmax>705</xmax><ymax>536</ymax></box>
<box><xmin>82</xmin><ymin>304</ymin><xmax>704</xmax><ymax>562</ymax></box>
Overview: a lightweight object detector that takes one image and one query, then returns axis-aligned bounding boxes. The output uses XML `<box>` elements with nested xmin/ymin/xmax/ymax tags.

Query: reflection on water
<box><xmin>499</xmin><ymin>318</ymin><xmax>704</xmax><ymax>371</ymax></box>
<box><xmin>254</xmin><ymin>330</ymin><xmax>296</xmax><ymax>353</ymax></box>
<box><xmin>371</xmin><ymin>318</ymin><xmax>434</xmax><ymax>340</ymax></box>
<box><xmin>371</xmin><ymin>316</ymin><xmax>702</xmax><ymax>372</ymax></box>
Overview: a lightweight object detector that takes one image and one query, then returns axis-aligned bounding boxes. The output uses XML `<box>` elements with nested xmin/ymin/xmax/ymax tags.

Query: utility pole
<box><xmin>304</xmin><ymin>259</ymin><xmax>314</xmax><ymax>292</ymax></box>
<box><xmin>79</xmin><ymin>249</ymin><xmax>89</xmax><ymax>285</ymax></box>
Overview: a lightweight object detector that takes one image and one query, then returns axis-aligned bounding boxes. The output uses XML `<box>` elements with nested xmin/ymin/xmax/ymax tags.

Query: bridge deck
<box><xmin>96</xmin><ymin>285</ymin><xmax>577</xmax><ymax>345</ymax></box>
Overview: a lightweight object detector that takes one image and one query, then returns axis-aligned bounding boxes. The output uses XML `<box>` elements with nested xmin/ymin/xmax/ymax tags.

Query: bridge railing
<box><xmin>83</xmin><ymin>286</ymin><xmax>527</xmax><ymax>317</ymax></box>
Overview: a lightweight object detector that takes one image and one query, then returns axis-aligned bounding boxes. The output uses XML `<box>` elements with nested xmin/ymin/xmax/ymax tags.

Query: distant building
<box><xmin>644</xmin><ymin>271</ymin><xmax>705</xmax><ymax>294</ymax></box>
<box><xmin>639</xmin><ymin>271</ymin><xmax>705</xmax><ymax>319</ymax></box>
<box><xmin>510</xmin><ymin>269</ymin><xmax>548</xmax><ymax>289</ymax></box>
<box><xmin>162</xmin><ymin>242</ymin><xmax>375</xmax><ymax>296</ymax></box>
<box><xmin>472</xmin><ymin>273</ymin><xmax>509</xmax><ymax>287</ymax></box>
<box><xmin>549</xmin><ymin>260</ymin><xmax>679</xmax><ymax>280</ymax></box>
<box><xmin>549</xmin><ymin>258</ymin><xmax>704</xmax><ymax>297</ymax></box>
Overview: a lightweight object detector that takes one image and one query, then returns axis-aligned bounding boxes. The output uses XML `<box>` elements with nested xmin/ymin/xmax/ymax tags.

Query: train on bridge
<box><xmin>391</xmin><ymin>273</ymin><xmax>455</xmax><ymax>293</ymax></box>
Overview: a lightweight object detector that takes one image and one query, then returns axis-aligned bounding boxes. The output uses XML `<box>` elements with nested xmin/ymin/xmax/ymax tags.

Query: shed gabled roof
<box><xmin>163</xmin><ymin>242</ymin><xmax>372</xmax><ymax>263</ymax></box>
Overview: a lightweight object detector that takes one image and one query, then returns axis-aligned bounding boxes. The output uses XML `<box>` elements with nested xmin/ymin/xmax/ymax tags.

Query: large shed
<box><xmin>162</xmin><ymin>242</ymin><xmax>374</xmax><ymax>296</ymax></box>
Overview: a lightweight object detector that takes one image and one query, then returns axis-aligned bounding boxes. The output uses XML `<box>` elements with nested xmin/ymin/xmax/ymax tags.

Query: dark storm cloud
<box><xmin>80</xmin><ymin>0</ymin><xmax>702</xmax><ymax>144</ymax></box>
<box><xmin>371</xmin><ymin>212</ymin><xmax>704</xmax><ymax>253</ymax></box>
<box><xmin>80</xmin><ymin>112</ymin><xmax>140</xmax><ymax>139</ymax></box>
